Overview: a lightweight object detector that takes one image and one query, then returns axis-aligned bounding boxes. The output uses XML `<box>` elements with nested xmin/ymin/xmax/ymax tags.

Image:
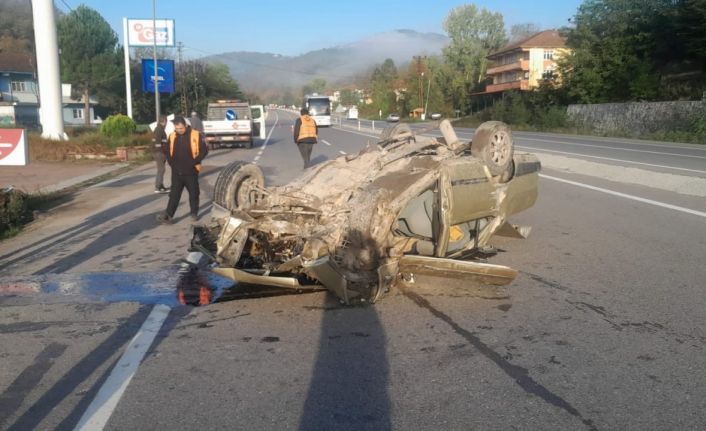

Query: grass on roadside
<box><xmin>28</xmin><ymin>131</ymin><xmax>153</xmax><ymax>161</ymax></box>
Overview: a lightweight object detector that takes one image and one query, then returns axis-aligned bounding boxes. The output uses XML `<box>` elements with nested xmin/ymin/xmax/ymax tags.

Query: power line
<box><xmin>59</xmin><ymin>0</ymin><xmax>73</xmax><ymax>11</ymax></box>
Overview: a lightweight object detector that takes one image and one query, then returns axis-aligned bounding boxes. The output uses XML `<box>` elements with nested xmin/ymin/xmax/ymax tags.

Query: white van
<box><xmin>347</xmin><ymin>107</ymin><xmax>359</xmax><ymax>120</ymax></box>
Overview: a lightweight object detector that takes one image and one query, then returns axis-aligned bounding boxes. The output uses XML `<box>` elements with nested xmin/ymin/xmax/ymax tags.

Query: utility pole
<box><xmin>31</xmin><ymin>0</ymin><xmax>67</xmax><ymax>140</ymax></box>
<box><xmin>152</xmin><ymin>0</ymin><xmax>160</xmax><ymax>123</ymax></box>
<box><xmin>176</xmin><ymin>41</ymin><xmax>184</xmax><ymax>63</ymax></box>
<box><xmin>177</xmin><ymin>41</ymin><xmax>186</xmax><ymax>113</ymax></box>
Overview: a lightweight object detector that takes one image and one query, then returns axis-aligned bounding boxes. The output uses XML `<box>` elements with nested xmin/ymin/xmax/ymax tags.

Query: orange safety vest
<box><xmin>297</xmin><ymin>115</ymin><xmax>317</xmax><ymax>142</ymax></box>
<box><xmin>169</xmin><ymin>129</ymin><xmax>202</xmax><ymax>172</ymax></box>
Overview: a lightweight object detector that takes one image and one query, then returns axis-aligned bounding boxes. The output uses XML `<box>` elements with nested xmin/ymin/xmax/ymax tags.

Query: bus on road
<box><xmin>303</xmin><ymin>94</ymin><xmax>331</xmax><ymax>127</ymax></box>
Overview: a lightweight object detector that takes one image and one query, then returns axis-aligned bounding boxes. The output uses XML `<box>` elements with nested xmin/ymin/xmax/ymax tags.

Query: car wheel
<box><xmin>471</xmin><ymin>121</ymin><xmax>514</xmax><ymax>176</ymax></box>
<box><xmin>379</xmin><ymin>123</ymin><xmax>413</xmax><ymax>146</ymax></box>
<box><xmin>213</xmin><ymin>161</ymin><xmax>264</xmax><ymax>210</ymax></box>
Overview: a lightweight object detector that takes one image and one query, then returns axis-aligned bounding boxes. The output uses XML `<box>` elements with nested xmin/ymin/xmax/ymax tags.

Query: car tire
<box><xmin>471</xmin><ymin>121</ymin><xmax>514</xmax><ymax>176</ymax></box>
<box><xmin>213</xmin><ymin>161</ymin><xmax>264</xmax><ymax>210</ymax></box>
<box><xmin>379</xmin><ymin>123</ymin><xmax>413</xmax><ymax>145</ymax></box>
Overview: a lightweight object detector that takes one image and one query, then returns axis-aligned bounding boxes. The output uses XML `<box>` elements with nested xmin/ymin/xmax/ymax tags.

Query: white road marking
<box><xmin>74</xmin><ymin>304</ymin><xmax>171</xmax><ymax>431</ymax></box>
<box><xmin>522</xmin><ymin>136</ymin><xmax>706</xmax><ymax>159</ymax></box>
<box><xmin>540</xmin><ymin>174</ymin><xmax>706</xmax><ymax>219</ymax></box>
<box><xmin>518</xmin><ymin>146</ymin><xmax>706</xmax><ymax>175</ymax></box>
<box><xmin>332</xmin><ymin>125</ymin><xmax>379</xmax><ymax>139</ymax></box>
<box><xmin>321</xmin><ymin>139</ymin><xmax>332</xmax><ymax>146</ymax></box>
<box><xmin>339</xmin><ymin>150</ymin><xmax>347</xmax><ymax>155</ymax></box>
<box><xmin>252</xmin><ymin>112</ymin><xmax>279</xmax><ymax>165</ymax></box>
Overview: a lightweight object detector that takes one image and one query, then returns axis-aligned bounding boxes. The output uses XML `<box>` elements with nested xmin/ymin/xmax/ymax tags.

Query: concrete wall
<box><xmin>567</xmin><ymin>101</ymin><xmax>706</xmax><ymax>134</ymax></box>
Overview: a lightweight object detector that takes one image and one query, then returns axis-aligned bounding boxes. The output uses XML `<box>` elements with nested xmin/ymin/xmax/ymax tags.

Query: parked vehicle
<box><xmin>202</xmin><ymin>100</ymin><xmax>266</xmax><ymax>149</ymax></box>
<box><xmin>430</xmin><ymin>112</ymin><xmax>442</xmax><ymax>120</ymax></box>
<box><xmin>386</xmin><ymin>113</ymin><xmax>400</xmax><ymax>122</ymax></box>
<box><xmin>347</xmin><ymin>106</ymin><xmax>359</xmax><ymax>120</ymax></box>
<box><xmin>190</xmin><ymin>120</ymin><xmax>540</xmax><ymax>304</ymax></box>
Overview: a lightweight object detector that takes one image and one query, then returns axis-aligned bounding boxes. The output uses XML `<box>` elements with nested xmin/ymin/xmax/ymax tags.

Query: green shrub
<box><xmin>100</xmin><ymin>114</ymin><xmax>136</xmax><ymax>138</ymax></box>
<box><xmin>0</xmin><ymin>188</ymin><xmax>28</xmax><ymax>238</ymax></box>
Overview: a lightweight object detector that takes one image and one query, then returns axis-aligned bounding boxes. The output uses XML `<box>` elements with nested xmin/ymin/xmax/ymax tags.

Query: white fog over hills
<box><xmin>202</xmin><ymin>29</ymin><xmax>449</xmax><ymax>95</ymax></box>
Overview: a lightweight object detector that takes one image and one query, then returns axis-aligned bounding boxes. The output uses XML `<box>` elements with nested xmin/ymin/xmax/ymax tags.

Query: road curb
<box><xmin>37</xmin><ymin>163</ymin><xmax>132</xmax><ymax>194</ymax></box>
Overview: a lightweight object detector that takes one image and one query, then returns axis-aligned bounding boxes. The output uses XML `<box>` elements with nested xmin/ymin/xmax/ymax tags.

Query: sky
<box><xmin>56</xmin><ymin>0</ymin><xmax>584</xmax><ymax>58</ymax></box>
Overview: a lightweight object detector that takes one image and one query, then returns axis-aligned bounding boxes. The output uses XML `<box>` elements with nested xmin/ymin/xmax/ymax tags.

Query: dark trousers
<box><xmin>297</xmin><ymin>142</ymin><xmax>314</xmax><ymax>168</ymax></box>
<box><xmin>154</xmin><ymin>151</ymin><xmax>167</xmax><ymax>188</ymax></box>
<box><xmin>165</xmin><ymin>172</ymin><xmax>200</xmax><ymax>218</ymax></box>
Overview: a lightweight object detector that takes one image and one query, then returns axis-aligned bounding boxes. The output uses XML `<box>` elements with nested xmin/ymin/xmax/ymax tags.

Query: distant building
<box><xmin>0</xmin><ymin>52</ymin><xmax>40</xmax><ymax>126</ymax></box>
<box><xmin>0</xmin><ymin>52</ymin><xmax>100</xmax><ymax>127</ymax></box>
<box><xmin>482</xmin><ymin>30</ymin><xmax>569</xmax><ymax>94</ymax></box>
<box><xmin>61</xmin><ymin>84</ymin><xmax>100</xmax><ymax>126</ymax></box>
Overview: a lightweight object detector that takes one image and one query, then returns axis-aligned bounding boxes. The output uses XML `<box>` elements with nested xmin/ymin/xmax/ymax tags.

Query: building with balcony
<box><xmin>0</xmin><ymin>52</ymin><xmax>40</xmax><ymax>126</ymax></box>
<box><xmin>482</xmin><ymin>30</ymin><xmax>568</xmax><ymax>95</ymax></box>
<box><xmin>0</xmin><ymin>52</ymin><xmax>100</xmax><ymax>127</ymax></box>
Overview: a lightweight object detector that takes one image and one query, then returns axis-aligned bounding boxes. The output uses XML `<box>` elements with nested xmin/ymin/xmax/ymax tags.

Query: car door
<box><xmin>436</xmin><ymin>157</ymin><xmax>496</xmax><ymax>256</ymax></box>
<box><xmin>250</xmin><ymin>105</ymin><xmax>266</xmax><ymax>139</ymax></box>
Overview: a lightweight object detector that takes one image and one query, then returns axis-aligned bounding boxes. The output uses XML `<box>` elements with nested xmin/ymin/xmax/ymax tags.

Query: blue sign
<box><xmin>225</xmin><ymin>109</ymin><xmax>236</xmax><ymax>120</ymax></box>
<box><xmin>141</xmin><ymin>59</ymin><xmax>175</xmax><ymax>93</ymax></box>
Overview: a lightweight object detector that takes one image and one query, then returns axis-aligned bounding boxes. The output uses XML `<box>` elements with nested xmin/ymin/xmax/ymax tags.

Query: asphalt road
<box><xmin>0</xmin><ymin>109</ymin><xmax>704</xmax><ymax>430</ymax></box>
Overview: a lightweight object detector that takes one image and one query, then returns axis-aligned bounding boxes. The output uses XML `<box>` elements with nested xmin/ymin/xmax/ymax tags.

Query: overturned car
<box><xmin>191</xmin><ymin>120</ymin><xmax>540</xmax><ymax>304</ymax></box>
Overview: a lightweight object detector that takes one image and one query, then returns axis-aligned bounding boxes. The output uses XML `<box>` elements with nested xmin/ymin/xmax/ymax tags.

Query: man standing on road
<box><xmin>156</xmin><ymin>116</ymin><xmax>208</xmax><ymax>224</ymax></box>
<box><xmin>152</xmin><ymin>115</ymin><xmax>169</xmax><ymax>194</ymax></box>
<box><xmin>293</xmin><ymin>107</ymin><xmax>318</xmax><ymax>169</ymax></box>
<box><xmin>190</xmin><ymin>111</ymin><xmax>204</xmax><ymax>132</ymax></box>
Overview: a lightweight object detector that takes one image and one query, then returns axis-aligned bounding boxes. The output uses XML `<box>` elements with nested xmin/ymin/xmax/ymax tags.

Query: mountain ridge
<box><xmin>202</xmin><ymin>29</ymin><xmax>449</xmax><ymax>97</ymax></box>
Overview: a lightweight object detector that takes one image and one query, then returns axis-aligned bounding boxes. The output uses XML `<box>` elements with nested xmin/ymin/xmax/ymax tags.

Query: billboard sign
<box><xmin>0</xmin><ymin>129</ymin><xmax>29</xmax><ymax>166</ymax></box>
<box><xmin>127</xmin><ymin>19</ymin><xmax>175</xmax><ymax>47</ymax></box>
<box><xmin>141</xmin><ymin>59</ymin><xmax>176</xmax><ymax>93</ymax></box>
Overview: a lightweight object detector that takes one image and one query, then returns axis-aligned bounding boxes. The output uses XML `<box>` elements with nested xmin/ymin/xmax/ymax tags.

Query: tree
<box><xmin>58</xmin><ymin>6</ymin><xmax>122</xmax><ymax>126</ymax></box>
<box><xmin>559</xmin><ymin>0</ymin><xmax>705</xmax><ymax>102</ymax></box>
<box><xmin>369</xmin><ymin>58</ymin><xmax>398</xmax><ymax>115</ymax></box>
<box><xmin>128</xmin><ymin>58</ymin><xmax>244</xmax><ymax>123</ymax></box>
<box><xmin>339</xmin><ymin>89</ymin><xmax>359</xmax><ymax>107</ymax></box>
<box><xmin>302</xmin><ymin>78</ymin><xmax>327</xmax><ymax>96</ymax></box>
<box><xmin>442</xmin><ymin>4</ymin><xmax>507</xmax><ymax>113</ymax></box>
<box><xmin>0</xmin><ymin>0</ymin><xmax>35</xmax><ymax>53</ymax></box>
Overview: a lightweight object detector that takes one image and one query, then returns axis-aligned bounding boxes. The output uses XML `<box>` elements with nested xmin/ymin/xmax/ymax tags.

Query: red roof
<box><xmin>488</xmin><ymin>30</ymin><xmax>566</xmax><ymax>58</ymax></box>
<box><xmin>0</xmin><ymin>52</ymin><xmax>35</xmax><ymax>73</ymax></box>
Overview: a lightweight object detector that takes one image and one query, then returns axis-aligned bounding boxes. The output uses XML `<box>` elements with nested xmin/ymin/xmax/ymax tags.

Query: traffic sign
<box><xmin>0</xmin><ymin>129</ymin><xmax>28</xmax><ymax>166</ymax></box>
<box><xmin>225</xmin><ymin>110</ymin><xmax>236</xmax><ymax>121</ymax></box>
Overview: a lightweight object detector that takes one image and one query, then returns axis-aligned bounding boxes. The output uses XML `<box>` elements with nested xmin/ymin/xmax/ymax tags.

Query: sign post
<box><xmin>141</xmin><ymin>60</ymin><xmax>175</xmax><ymax>93</ymax></box>
<box><xmin>123</xmin><ymin>17</ymin><xmax>175</xmax><ymax>119</ymax></box>
<box><xmin>0</xmin><ymin>129</ymin><xmax>29</xmax><ymax>166</ymax></box>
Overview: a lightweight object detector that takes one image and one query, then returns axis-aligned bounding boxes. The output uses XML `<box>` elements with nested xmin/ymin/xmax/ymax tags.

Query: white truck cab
<box><xmin>203</xmin><ymin>101</ymin><xmax>266</xmax><ymax>149</ymax></box>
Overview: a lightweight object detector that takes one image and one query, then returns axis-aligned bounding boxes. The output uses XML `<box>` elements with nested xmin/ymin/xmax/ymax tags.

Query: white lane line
<box><xmin>321</xmin><ymin>139</ymin><xmax>332</xmax><ymax>146</ymax></box>
<box><xmin>540</xmin><ymin>174</ymin><xmax>706</xmax><ymax>219</ymax></box>
<box><xmin>74</xmin><ymin>304</ymin><xmax>171</xmax><ymax>431</ymax></box>
<box><xmin>252</xmin><ymin>112</ymin><xmax>279</xmax><ymax>165</ymax></box>
<box><xmin>332</xmin><ymin>126</ymin><xmax>379</xmax><ymax>139</ymax></box>
<box><xmin>518</xmin><ymin>146</ymin><xmax>706</xmax><ymax>175</ymax></box>
<box><xmin>522</xmin><ymin>136</ymin><xmax>706</xmax><ymax>159</ymax></box>
<box><xmin>339</xmin><ymin>150</ymin><xmax>347</xmax><ymax>155</ymax></box>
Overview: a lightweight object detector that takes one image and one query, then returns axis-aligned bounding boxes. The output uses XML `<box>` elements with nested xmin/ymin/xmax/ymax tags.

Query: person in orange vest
<box><xmin>156</xmin><ymin>116</ymin><xmax>208</xmax><ymax>224</ymax></box>
<box><xmin>293</xmin><ymin>107</ymin><xmax>318</xmax><ymax>169</ymax></box>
